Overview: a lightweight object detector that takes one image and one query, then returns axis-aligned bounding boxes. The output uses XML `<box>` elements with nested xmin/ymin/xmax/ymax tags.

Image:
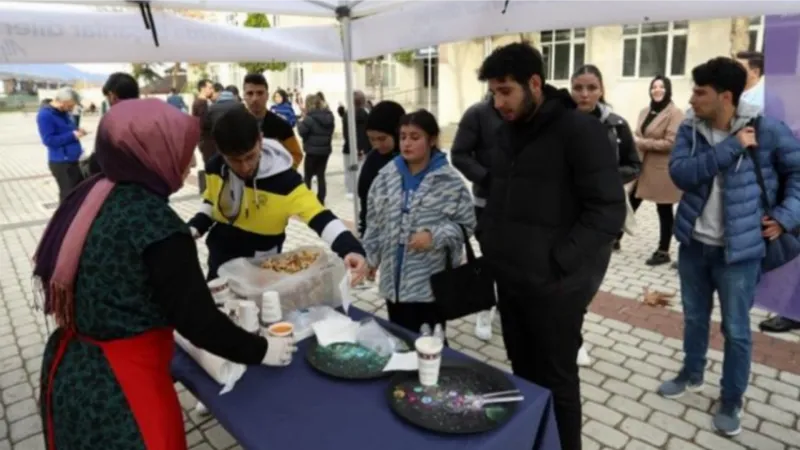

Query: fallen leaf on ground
<box><xmin>642</xmin><ymin>287</ymin><xmax>675</xmax><ymax>308</ymax></box>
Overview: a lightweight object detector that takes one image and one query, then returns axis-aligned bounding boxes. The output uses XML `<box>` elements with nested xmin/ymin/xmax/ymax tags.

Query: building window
<box><xmin>748</xmin><ymin>16</ymin><xmax>764</xmax><ymax>52</ymax></box>
<box><xmin>289</xmin><ymin>64</ymin><xmax>304</xmax><ymax>89</ymax></box>
<box><xmin>540</xmin><ymin>29</ymin><xmax>586</xmax><ymax>81</ymax></box>
<box><xmin>621</xmin><ymin>21</ymin><xmax>688</xmax><ymax>78</ymax></box>
<box><xmin>365</xmin><ymin>57</ymin><xmax>397</xmax><ymax>88</ymax></box>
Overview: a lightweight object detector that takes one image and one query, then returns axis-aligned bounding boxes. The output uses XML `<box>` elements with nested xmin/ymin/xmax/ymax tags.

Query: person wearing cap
<box><xmin>36</xmin><ymin>87</ymin><xmax>86</xmax><ymax>202</ymax></box>
<box><xmin>357</xmin><ymin>101</ymin><xmax>406</xmax><ymax>237</ymax></box>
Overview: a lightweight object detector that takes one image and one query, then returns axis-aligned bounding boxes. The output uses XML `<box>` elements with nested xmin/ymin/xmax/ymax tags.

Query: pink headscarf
<box><xmin>33</xmin><ymin>99</ymin><xmax>200</xmax><ymax>329</ymax></box>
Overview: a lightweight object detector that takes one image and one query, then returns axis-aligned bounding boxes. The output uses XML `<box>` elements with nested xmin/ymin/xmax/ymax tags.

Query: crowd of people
<box><xmin>30</xmin><ymin>40</ymin><xmax>800</xmax><ymax>450</ymax></box>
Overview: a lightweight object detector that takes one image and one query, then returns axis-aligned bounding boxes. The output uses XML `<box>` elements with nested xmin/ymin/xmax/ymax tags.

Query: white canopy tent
<box><xmin>6</xmin><ymin>0</ymin><xmax>800</xmax><ymax>220</ymax></box>
<box><xmin>0</xmin><ymin>2</ymin><xmax>343</xmax><ymax>63</ymax></box>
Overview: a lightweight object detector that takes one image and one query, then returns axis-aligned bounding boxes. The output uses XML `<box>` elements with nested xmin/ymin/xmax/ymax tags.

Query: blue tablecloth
<box><xmin>172</xmin><ymin>307</ymin><xmax>560</xmax><ymax>450</ymax></box>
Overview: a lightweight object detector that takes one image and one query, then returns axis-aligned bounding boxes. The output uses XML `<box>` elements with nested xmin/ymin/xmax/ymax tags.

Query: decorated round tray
<box><xmin>306</xmin><ymin>329</ymin><xmax>413</xmax><ymax>380</ymax></box>
<box><xmin>387</xmin><ymin>361</ymin><xmax>519</xmax><ymax>434</ymax></box>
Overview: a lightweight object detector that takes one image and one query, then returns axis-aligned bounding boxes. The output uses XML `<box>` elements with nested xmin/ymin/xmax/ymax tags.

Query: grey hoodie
<box><xmin>688</xmin><ymin>101</ymin><xmax>761</xmax><ymax>246</ymax></box>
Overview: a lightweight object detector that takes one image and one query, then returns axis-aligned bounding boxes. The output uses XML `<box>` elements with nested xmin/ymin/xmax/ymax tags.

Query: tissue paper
<box><xmin>339</xmin><ymin>272</ymin><xmax>356</xmax><ymax>314</ymax></box>
<box><xmin>382</xmin><ymin>352</ymin><xmax>419</xmax><ymax>372</ymax></box>
<box><xmin>174</xmin><ymin>332</ymin><xmax>246</xmax><ymax>394</ymax></box>
<box><xmin>311</xmin><ymin>316</ymin><xmax>359</xmax><ymax>346</ymax></box>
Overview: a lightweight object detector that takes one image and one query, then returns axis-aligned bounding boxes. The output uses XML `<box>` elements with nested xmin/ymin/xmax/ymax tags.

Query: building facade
<box><xmin>198</xmin><ymin>14</ymin><xmax>765</xmax><ymax>127</ymax></box>
<box><xmin>438</xmin><ymin>16</ymin><xmax>764</xmax><ymax>125</ymax></box>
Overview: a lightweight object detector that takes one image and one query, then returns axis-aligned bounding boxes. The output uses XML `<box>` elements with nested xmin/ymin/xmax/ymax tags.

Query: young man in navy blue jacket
<box><xmin>662</xmin><ymin>57</ymin><xmax>800</xmax><ymax>436</ymax></box>
<box><xmin>36</xmin><ymin>87</ymin><xmax>85</xmax><ymax>202</ymax></box>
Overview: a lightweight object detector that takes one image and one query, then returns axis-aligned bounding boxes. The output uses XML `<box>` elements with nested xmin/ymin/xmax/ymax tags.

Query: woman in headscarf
<box><xmin>619</xmin><ymin>75</ymin><xmax>684</xmax><ymax>266</ymax></box>
<box><xmin>35</xmin><ymin>99</ymin><xmax>297</xmax><ymax>450</ymax></box>
<box><xmin>357</xmin><ymin>100</ymin><xmax>406</xmax><ymax>237</ymax></box>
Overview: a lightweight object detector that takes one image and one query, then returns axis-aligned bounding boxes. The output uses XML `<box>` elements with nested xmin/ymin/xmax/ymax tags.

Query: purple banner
<box><xmin>765</xmin><ymin>15</ymin><xmax>800</xmax><ymax>134</ymax></box>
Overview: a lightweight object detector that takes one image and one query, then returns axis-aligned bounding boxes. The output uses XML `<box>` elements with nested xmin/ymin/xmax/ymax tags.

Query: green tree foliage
<box><xmin>130</xmin><ymin>63</ymin><xmax>162</xmax><ymax>83</ymax></box>
<box><xmin>238</xmin><ymin>13</ymin><xmax>288</xmax><ymax>73</ymax></box>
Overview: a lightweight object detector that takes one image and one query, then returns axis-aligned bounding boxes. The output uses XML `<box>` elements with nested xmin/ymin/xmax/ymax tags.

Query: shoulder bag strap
<box><xmin>746</xmin><ymin>117</ymin><xmax>772</xmax><ymax>212</ymax></box>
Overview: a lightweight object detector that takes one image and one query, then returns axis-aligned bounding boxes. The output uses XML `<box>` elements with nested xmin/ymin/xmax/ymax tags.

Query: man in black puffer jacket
<box><xmin>451</xmin><ymin>93</ymin><xmax>503</xmax><ymax>222</ymax></box>
<box><xmin>477</xmin><ymin>42</ymin><xmax>625</xmax><ymax>450</ymax></box>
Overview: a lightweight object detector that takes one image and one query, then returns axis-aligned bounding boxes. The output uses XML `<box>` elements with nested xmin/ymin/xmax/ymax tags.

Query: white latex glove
<box><xmin>262</xmin><ymin>336</ymin><xmax>298</xmax><ymax>367</ymax></box>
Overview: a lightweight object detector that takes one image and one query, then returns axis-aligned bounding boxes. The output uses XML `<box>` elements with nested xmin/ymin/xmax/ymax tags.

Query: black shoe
<box><xmin>646</xmin><ymin>250</ymin><xmax>671</xmax><ymax>266</ymax></box>
<box><xmin>612</xmin><ymin>240</ymin><xmax>621</xmax><ymax>251</ymax></box>
<box><xmin>759</xmin><ymin>316</ymin><xmax>800</xmax><ymax>333</ymax></box>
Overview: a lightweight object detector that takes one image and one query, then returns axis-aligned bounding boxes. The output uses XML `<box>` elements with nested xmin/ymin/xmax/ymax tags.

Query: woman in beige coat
<box><xmin>618</xmin><ymin>75</ymin><xmax>683</xmax><ymax>266</ymax></box>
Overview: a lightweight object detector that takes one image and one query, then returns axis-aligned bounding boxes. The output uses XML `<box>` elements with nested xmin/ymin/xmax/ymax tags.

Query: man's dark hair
<box><xmin>692</xmin><ymin>57</ymin><xmax>748</xmax><ymax>106</ymax></box>
<box><xmin>102</xmin><ymin>72</ymin><xmax>139</xmax><ymax>99</ymax></box>
<box><xmin>213</xmin><ymin>82</ymin><xmax>224</xmax><ymax>93</ymax></box>
<box><xmin>225</xmin><ymin>85</ymin><xmax>240</xmax><ymax>97</ymax></box>
<box><xmin>243</xmin><ymin>73</ymin><xmax>268</xmax><ymax>90</ymax></box>
<box><xmin>735</xmin><ymin>50</ymin><xmax>764</xmax><ymax>77</ymax></box>
<box><xmin>169</xmin><ymin>87</ymin><xmax>177</xmax><ymax>94</ymax></box>
<box><xmin>197</xmin><ymin>79</ymin><xmax>212</xmax><ymax>91</ymax></box>
<box><xmin>212</xmin><ymin>104</ymin><xmax>261</xmax><ymax>156</ymax></box>
<box><xmin>478</xmin><ymin>42</ymin><xmax>546</xmax><ymax>85</ymax></box>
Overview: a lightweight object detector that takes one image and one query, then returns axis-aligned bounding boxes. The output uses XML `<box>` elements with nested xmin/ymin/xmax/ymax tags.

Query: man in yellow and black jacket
<box><xmin>188</xmin><ymin>104</ymin><xmax>367</xmax><ymax>282</ymax></box>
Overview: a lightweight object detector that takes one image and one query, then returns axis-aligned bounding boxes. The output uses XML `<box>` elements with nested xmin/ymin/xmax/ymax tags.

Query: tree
<box><xmin>730</xmin><ymin>17</ymin><xmax>751</xmax><ymax>55</ymax></box>
<box><xmin>238</xmin><ymin>13</ymin><xmax>288</xmax><ymax>74</ymax></box>
<box><xmin>130</xmin><ymin>63</ymin><xmax>162</xmax><ymax>83</ymax></box>
<box><xmin>358</xmin><ymin>50</ymin><xmax>415</xmax><ymax>100</ymax></box>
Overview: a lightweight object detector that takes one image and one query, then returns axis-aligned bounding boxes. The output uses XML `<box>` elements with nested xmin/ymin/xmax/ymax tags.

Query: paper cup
<box><xmin>415</xmin><ymin>336</ymin><xmax>444</xmax><ymax>386</ymax></box>
<box><xmin>266</xmin><ymin>322</ymin><xmax>294</xmax><ymax>338</ymax></box>
<box><xmin>237</xmin><ymin>301</ymin><xmax>260</xmax><ymax>333</ymax></box>
<box><xmin>207</xmin><ymin>278</ymin><xmax>230</xmax><ymax>306</ymax></box>
<box><xmin>260</xmin><ymin>291</ymin><xmax>282</xmax><ymax>324</ymax></box>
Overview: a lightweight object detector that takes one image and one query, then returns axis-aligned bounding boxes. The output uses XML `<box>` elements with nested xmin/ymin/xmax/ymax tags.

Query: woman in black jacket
<box><xmin>297</xmin><ymin>93</ymin><xmax>335</xmax><ymax>203</ymax></box>
<box><xmin>571</xmin><ymin>65</ymin><xmax>641</xmax><ymax>189</ymax></box>
<box><xmin>570</xmin><ymin>64</ymin><xmax>640</xmax><ymax>367</ymax></box>
<box><xmin>357</xmin><ymin>101</ymin><xmax>406</xmax><ymax>236</ymax></box>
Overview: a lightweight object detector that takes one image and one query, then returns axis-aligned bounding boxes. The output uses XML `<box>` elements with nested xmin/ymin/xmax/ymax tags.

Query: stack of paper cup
<box><xmin>207</xmin><ymin>277</ymin><xmax>232</xmax><ymax>306</ymax></box>
<box><xmin>415</xmin><ymin>336</ymin><xmax>444</xmax><ymax>386</ymax></box>
<box><xmin>237</xmin><ymin>301</ymin><xmax>260</xmax><ymax>333</ymax></box>
<box><xmin>260</xmin><ymin>291</ymin><xmax>282</xmax><ymax>325</ymax></box>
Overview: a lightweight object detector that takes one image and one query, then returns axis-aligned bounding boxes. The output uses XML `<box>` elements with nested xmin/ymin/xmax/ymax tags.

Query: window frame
<box><xmin>289</xmin><ymin>63</ymin><xmax>305</xmax><ymax>90</ymax></box>
<box><xmin>748</xmin><ymin>16</ymin><xmax>764</xmax><ymax>52</ymax></box>
<box><xmin>539</xmin><ymin>28</ymin><xmax>587</xmax><ymax>81</ymax></box>
<box><xmin>364</xmin><ymin>55</ymin><xmax>398</xmax><ymax>89</ymax></box>
<box><xmin>620</xmin><ymin>21</ymin><xmax>689</xmax><ymax>79</ymax></box>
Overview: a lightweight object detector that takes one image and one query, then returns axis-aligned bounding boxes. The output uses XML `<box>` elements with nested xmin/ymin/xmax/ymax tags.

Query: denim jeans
<box><xmin>678</xmin><ymin>239</ymin><xmax>760</xmax><ymax>408</ymax></box>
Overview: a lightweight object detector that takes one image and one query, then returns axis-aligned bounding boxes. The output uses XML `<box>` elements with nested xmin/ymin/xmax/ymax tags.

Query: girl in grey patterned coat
<box><xmin>362</xmin><ymin>110</ymin><xmax>476</xmax><ymax>333</ymax></box>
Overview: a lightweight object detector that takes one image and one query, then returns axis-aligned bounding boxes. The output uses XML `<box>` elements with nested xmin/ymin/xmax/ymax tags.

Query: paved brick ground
<box><xmin>1</xmin><ymin>112</ymin><xmax>799</xmax><ymax>450</ymax></box>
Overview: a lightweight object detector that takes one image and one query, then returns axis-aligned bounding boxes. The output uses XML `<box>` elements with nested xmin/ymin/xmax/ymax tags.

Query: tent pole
<box><xmin>340</xmin><ymin>12</ymin><xmax>361</xmax><ymax>231</ymax></box>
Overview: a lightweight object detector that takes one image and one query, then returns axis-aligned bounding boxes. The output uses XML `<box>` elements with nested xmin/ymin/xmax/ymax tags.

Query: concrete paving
<box><xmin>1</xmin><ymin>112</ymin><xmax>799</xmax><ymax>450</ymax></box>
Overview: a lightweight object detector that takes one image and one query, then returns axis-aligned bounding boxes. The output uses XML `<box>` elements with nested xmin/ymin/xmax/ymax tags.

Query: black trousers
<box><xmin>304</xmin><ymin>154</ymin><xmax>330</xmax><ymax>204</ymax></box>
<box><xmin>619</xmin><ymin>187</ymin><xmax>674</xmax><ymax>251</ymax></box>
<box><xmin>496</xmin><ymin>279</ymin><xmax>593</xmax><ymax>450</ymax></box>
<box><xmin>48</xmin><ymin>162</ymin><xmax>84</xmax><ymax>203</ymax></box>
<box><xmin>386</xmin><ymin>301</ymin><xmax>448</xmax><ymax>345</ymax></box>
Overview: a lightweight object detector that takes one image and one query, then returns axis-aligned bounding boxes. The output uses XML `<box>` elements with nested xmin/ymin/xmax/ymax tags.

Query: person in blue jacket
<box><xmin>659</xmin><ymin>57</ymin><xmax>800</xmax><ymax>437</ymax></box>
<box><xmin>270</xmin><ymin>89</ymin><xmax>297</xmax><ymax>127</ymax></box>
<box><xmin>37</xmin><ymin>87</ymin><xmax>86</xmax><ymax>203</ymax></box>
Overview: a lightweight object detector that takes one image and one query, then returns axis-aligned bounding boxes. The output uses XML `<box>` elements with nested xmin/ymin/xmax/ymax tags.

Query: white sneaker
<box><xmin>474</xmin><ymin>309</ymin><xmax>494</xmax><ymax>341</ymax></box>
<box><xmin>345</xmin><ymin>193</ymin><xmax>354</xmax><ymax>200</ymax></box>
<box><xmin>577</xmin><ymin>345</ymin><xmax>592</xmax><ymax>366</ymax></box>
